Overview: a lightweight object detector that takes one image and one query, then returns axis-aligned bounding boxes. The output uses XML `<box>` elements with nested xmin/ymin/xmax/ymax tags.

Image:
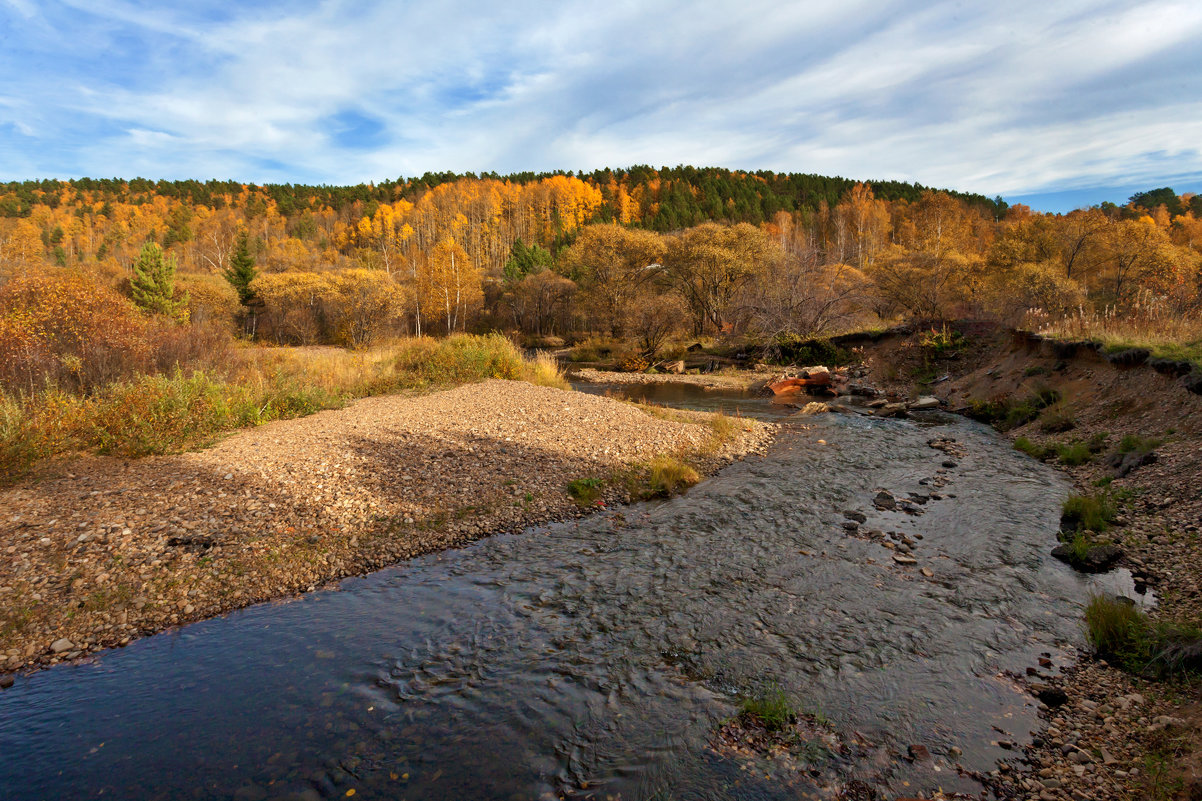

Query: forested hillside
<box><xmin>0</xmin><ymin>166</ymin><xmax>1199</xmax><ymax>359</ymax></box>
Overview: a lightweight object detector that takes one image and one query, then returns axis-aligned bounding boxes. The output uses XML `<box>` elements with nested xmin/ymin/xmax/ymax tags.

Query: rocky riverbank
<box><xmin>0</xmin><ymin>379</ymin><xmax>773</xmax><ymax>677</ymax></box>
<box><xmin>857</xmin><ymin>325</ymin><xmax>1202</xmax><ymax>801</ymax></box>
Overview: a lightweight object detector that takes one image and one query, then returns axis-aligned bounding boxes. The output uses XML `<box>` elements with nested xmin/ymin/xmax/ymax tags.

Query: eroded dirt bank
<box><xmin>0</xmin><ymin>379</ymin><xmax>772</xmax><ymax>676</ymax></box>
<box><xmin>856</xmin><ymin>325</ymin><xmax>1202</xmax><ymax>801</ymax></box>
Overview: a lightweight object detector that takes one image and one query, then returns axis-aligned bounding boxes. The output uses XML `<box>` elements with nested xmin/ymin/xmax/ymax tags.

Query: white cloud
<box><xmin>3</xmin><ymin>0</ymin><xmax>1201</xmax><ymax>196</ymax></box>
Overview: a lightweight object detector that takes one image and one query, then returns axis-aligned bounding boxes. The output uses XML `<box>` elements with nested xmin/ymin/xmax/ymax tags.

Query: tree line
<box><xmin>0</xmin><ymin>170</ymin><xmax>1199</xmax><ymax>354</ymax></box>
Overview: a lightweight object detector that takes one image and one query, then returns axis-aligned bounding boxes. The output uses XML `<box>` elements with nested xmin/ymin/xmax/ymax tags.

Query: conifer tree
<box><xmin>130</xmin><ymin>241</ymin><xmax>188</xmax><ymax>321</ymax></box>
<box><xmin>223</xmin><ymin>229</ymin><xmax>258</xmax><ymax>306</ymax></box>
<box><xmin>503</xmin><ymin>238</ymin><xmax>553</xmax><ymax>284</ymax></box>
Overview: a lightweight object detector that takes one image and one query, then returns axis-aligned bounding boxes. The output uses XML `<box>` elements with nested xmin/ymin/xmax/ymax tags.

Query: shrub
<box><xmin>1119</xmin><ymin>434</ymin><xmax>1163</xmax><ymax>454</ymax></box>
<box><xmin>621</xmin><ymin>354</ymin><xmax>650</xmax><ymax>373</ymax></box>
<box><xmin>708</xmin><ymin>413</ymin><xmax>740</xmax><ymax>444</ymax></box>
<box><xmin>967</xmin><ymin>388</ymin><xmax>1061</xmax><ymax>431</ymax></box>
<box><xmin>768</xmin><ymin>334</ymin><xmax>855</xmax><ymax>367</ymax></box>
<box><xmin>392</xmin><ymin>333</ymin><xmax>526</xmax><ymax>386</ymax></box>
<box><xmin>1056</xmin><ymin>441</ymin><xmax>1093</xmax><ymax>466</ymax></box>
<box><xmin>0</xmin><ymin>271</ymin><xmax>151</xmax><ymax>393</ymax></box>
<box><xmin>1014</xmin><ymin>436</ymin><xmax>1053</xmax><ymax>461</ymax></box>
<box><xmin>567</xmin><ymin>477</ymin><xmax>604</xmax><ymax>506</ymax></box>
<box><xmin>1039</xmin><ymin>405</ymin><xmax>1076</xmax><ymax>433</ymax></box>
<box><xmin>523</xmin><ymin>352</ymin><xmax>570</xmax><ymax>390</ymax></box>
<box><xmin>918</xmin><ymin>325</ymin><xmax>967</xmax><ymax>359</ymax></box>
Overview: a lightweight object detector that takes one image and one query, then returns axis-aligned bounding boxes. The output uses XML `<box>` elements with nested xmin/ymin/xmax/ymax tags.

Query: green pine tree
<box><xmin>130</xmin><ymin>241</ymin><xmax>188</xmax><ymax>321</ymax></box>
<box><xmin>223</xmin><ymin>229</ymin><xmax>258</xmax><ymax>306</ymax></box>
<box><xmin>503</xmin><ymin>238</ymin><xmax>553</xmax><ymax>284</ymax></box>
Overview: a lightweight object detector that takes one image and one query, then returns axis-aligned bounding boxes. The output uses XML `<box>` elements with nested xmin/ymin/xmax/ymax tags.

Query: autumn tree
<box><xmin>253</xmin><ymin>272</ymin><xmax>330</xmax><ymax>344</ymax></box>
<box><xmin>1099</xmin><ymin>219</ymin><xmax>1197</xmax><ymax>304</ymax></box>
<box><xmin>834</xmin><ymin>183</ymin><xmax>891</xmax><ymax>270</ymax></box>
<box><xmin>130</xmin><ymin>242</ymin><xmax>188</xmax><ymax>321</ymax></box>
<box><xmin>501</xmin><ymin>270</ymin><xmax>576</xmax><ymax>335</ymax></box>
<box><xmin>739</xmin><ymin>255</ymin><xmax>869</xmax><ymax>338</ymax></box>
<box><xmin>626</xmin><ymin>292</ymin><xmax>687</xmax><ymax>356</ymax></box>
<box><xmin>660</xmin><ymin>222</ymin><xmax>774</xmax><ymax>335</ymax></box>
<box><xmin>353</xmin><ymin>201</ymin><xmax>413</xmax><ymax>275</ymax></box>
<box><xmin>560</xmin><ymin>224</ymin><xmax>666</xmax><ymax>336</ymax></box>
<box><xmin>873</xmin><ymin>192</ymin><xmax>983</xmax><ymax>320</ymax></box>
<box><xmin>325</xmin><ymin>269</ymin><xmax>407</xmax><ymax>347</ymax></box>
<box><xmin>418</xmin><ymin>238</ymin><xmax>482</xmax><ymax>332</ymax></box>
<box><xmin>0</xmin><ymin>220</ymin><xmax>44</xmax><ymax>273</ymax></box>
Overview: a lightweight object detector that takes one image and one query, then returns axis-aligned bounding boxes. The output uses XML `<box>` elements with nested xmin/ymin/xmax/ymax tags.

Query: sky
<box><xmin>1</xmin><ymin>0</ymin><xmax>1200</xmax><ymax>213</ymax></box>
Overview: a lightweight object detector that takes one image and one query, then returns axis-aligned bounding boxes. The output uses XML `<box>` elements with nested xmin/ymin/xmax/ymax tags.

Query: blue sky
<box><xmin>2</xmin><ymin>0</ymin><xmax>1200</xmax><ymax>212</ymax></box>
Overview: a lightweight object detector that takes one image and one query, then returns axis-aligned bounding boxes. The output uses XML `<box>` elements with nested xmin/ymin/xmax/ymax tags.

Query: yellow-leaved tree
<box><xmin>418</xmin><ymin>238</ymin><xmax>482</xmax><ymax>333</ymax></box>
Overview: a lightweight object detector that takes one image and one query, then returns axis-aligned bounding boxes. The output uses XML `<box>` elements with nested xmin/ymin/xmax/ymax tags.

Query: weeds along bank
<box><xmin>0</xmin><ymin>273</ymin><xmax>567</xmax><ymax>483</ymax></box>
<box><xmin>856</xmin><ymin>324</ymin><xmax>1202</xmax><ymax>800</ymax></box>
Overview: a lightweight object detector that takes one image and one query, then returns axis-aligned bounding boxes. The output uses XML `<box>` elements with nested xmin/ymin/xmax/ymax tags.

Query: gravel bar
<box><xmin>0</xmin><ymin>379</ymin><xmax>774</xmax><ymax>675</ymax></box>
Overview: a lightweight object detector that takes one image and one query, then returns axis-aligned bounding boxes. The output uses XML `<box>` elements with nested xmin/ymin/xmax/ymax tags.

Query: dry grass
<box><xmin>644</xmin><ymin>455</ymin><xmax>701</xmax><ymax>497</ymax></box>
<box><xmin>1</xmin><ymin>334</ymin><xmax>572</xmax><ymax>484</ymax></box>
<box><xmin>524</xmin><ymin>351</ymin><xmax>571</xmax><ymax>390</ymax></box>
<box><xmin>1024</xmin><ymin>293</ymin><xmax>1202</xmax><ymax>366</ymax></box>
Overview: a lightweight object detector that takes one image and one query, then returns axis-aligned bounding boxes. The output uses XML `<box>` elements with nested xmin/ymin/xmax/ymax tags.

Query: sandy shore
<box><xmin>0</xmin><ymin>379</ymin><xmax>773</xmax><ymax>675</ymax></box>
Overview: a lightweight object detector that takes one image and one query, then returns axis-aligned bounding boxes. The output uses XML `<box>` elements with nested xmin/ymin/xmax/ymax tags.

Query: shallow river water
<box><xmin>0</xmin><ymin>386</ymin><xmax>1123</xmax><ymax>801</ymax></box>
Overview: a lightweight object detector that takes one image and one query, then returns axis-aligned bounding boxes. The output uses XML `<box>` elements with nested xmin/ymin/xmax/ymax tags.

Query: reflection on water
<box><xmin>570</xmin><ymin>380</ymin><xmax>798</xmax><ymax>421</ymax></box>
<box><xmin>0</xmin><ymin>403</ymin><xmax>1111</xmax><ymax>801</ymax></box>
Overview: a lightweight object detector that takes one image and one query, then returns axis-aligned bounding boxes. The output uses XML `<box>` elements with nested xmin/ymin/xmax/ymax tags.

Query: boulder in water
<box><xmin>908</xmin><ymin>395</ymin><xmax>941</xmax><ymax>411</ymax></box>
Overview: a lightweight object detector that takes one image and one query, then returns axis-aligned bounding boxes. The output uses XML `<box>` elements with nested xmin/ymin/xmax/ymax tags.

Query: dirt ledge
<box><xmin>0</xmin><ymin>379</ymin><xmax>774</xmax><ymax>677</ymax></box>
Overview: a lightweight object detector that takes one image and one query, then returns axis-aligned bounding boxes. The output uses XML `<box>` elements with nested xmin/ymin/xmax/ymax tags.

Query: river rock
<box><xmin>50</xmin><ymin>638</ymin><xmax>74</xmax><ymax>654</ymax></box>
<box><xmin>892</xmin><ymin>553</ymin><xmax>917</xmax><ymax>565</ymax></box>
<box><xmin>908</xmin><ymin>744</ymin><xmax>932</xmax><ymax>761</ymax></box>
<box><xmin>1148</xmin><ymin>357</ymin><xmax>1193</xmax><ymax>377</ymax></box>
<box><xmin>875</xmin><ymin>403</ymin><xmax>908</xmax><ymax>418</ymax></box>
<box><xmin>0</xmin><ymin>675</ymin><xmax>13</xmax><ymax>689</ymax></box>
<box><xmin>1183</xmin><ymin>372</ymin><xmax>1202</xmax><ymax>395</ymax></box>
<box><xmin>1029</xmin><ymin>683</ymin><xmax>1068</xmax><ymax>707</ymax></box>
<box><xmin>908</xmin><ymin>395</ymin><xmax>941</xmax><ymax>411</ymax></box>
<box><xmin>800</xmin><ymin>365</ymin><xmax>830</xmax><ymax>379</ymax></box>
<box><xmin>843</xmin><ymin>510</ymin><xmax>867</xmax><ymax>523</ymax></box>
<box><xmin>1051</xmin><ymin>543</ymin><xmax>1123</xmax><ymax>572</ymax></box>
<box><xmin>1104</xmin><ymin>348</ymin><xmax>1150</xmax><ymax>368</ymax></box>
<box><xmin>797</xmin><ymin>402</ymin><xmax>831</xmax><ymax>415</ymax></box>
<box><xmin>873</xmin><ymin>491</ymin><xmax>896</xmax><ymax>510</ymax></box>
<box><xmin>1107</xmin><ymin>449</ymin><xmax>1158</xmax><ymax>478</ymax></box>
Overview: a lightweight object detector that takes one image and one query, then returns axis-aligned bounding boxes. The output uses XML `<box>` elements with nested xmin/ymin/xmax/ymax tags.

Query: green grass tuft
<box><xmin>566</xmin><ymin>477</ymin><xmax>604</xmax><ymax>506</ymax></box>
<box><xmin>739</xmin><ymin>684</ymin><xmax>797</xmax><ymax>732</ymax></box>
<box><xmin>1119</xmin><ymin>433</ymin><xmax>1163</xmax><ymax>455</ymax></box>
<box><xmin>1085</xmin><ymin>596</ymin><xmax>1202</xmax><ymax>677</ymax></box>
<box><xmin>1062</xmin><ymin>491</ymin><xmax>1118</xmax><ymax>533</ymax></box>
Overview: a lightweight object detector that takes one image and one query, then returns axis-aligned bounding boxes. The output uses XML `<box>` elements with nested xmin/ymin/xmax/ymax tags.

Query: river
<box><xmin>0</xmin><ymin>385</ymin><xmax>1130</xmax><ymax>800</ymax></box>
